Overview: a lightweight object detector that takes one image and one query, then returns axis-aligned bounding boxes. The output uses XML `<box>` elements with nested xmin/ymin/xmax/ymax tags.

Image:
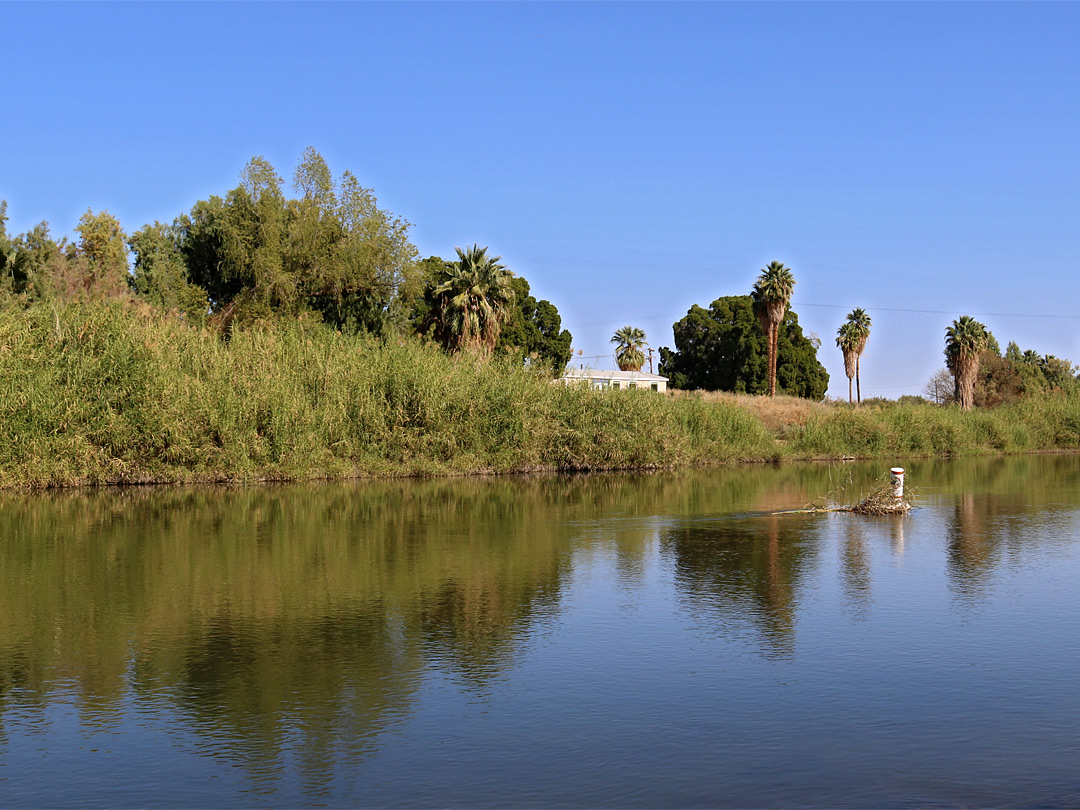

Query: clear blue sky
<box><xmin>4</xmin><ymin>2</ymin><xmax>1079</xmax><ymax>399</ymax></box>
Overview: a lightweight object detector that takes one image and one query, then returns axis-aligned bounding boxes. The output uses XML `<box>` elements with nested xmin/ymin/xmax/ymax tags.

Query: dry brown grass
<box><xmin>666</xmin><ymin>390</ymin><xmax>838</xmax><ymax>433</ymax></box>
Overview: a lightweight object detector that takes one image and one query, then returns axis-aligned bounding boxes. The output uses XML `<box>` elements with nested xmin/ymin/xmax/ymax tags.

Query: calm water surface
<box><xmin>1</xmin><ymin>456</ymin><xmax>1079</xmax><ymax>808</ymax></box>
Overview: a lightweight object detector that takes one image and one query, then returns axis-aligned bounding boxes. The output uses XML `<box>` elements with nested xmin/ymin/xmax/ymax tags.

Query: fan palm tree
<box><xmin>751</xmin><ymin>261</ymin><xmax>795</xmax><ymax>396</ymax></box>
<box><xmin>611</xmin><ymin>326</ymin><xmax>647</xmax><ymax>371</ymax></box>
<box><xmin>944</xmin><ymin>315</ymin><xmax>988</xmax><ymax>410</ymax></box>
<box><xmin>845</xmin><ymin>308</ymin><xmax>872</xmax><ymax>404</ymax></box>
<box><xmin>432</xmin><ymin>245</ymin><xmax>516</xmax><ymax>354</ymax></box>
<box><xmin>836</xmin><ymin>322</ymin><xmax>859</xmax><ymax>404</ymax></box>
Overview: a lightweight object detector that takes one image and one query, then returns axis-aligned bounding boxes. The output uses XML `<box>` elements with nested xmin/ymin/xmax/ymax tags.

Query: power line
<box><xmin>799</xmin><ymin>303</ymin><xmax>1080</xmax><ymax>320</ymax></box>
<box><xmin>566</xmin><ymin>303</ymin><xmax>1080</xmax><ymax>330</ymax></box>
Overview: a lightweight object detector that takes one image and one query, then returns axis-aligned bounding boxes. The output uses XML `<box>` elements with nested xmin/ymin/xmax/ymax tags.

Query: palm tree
<box><xmin>836</xmin><ymin>322</ymin><xmax>859</xmax><ymax>404</ymax></box>
<box><xmin>611</xmin><ymin>326</ymin><xmax>647</xmax><ymax>371</ymax></box>
<box><xmin>944</xmin><ymin>315</ymin><xmax>988</xmax><ymax>411</ymax></box>
<box><xmin>751</xmin><ymin>261</ymin><xmax>795</xmax><ymax>397</ymax></box>
<box><xmin>432</xmin><ymin>245</ymin><xmax>516</xmax><ymax>354</ymax></box>
<box><xmin>845</xmin><ymin>308</ymin><xmax>872</xmax><ymax>404</ymax></box>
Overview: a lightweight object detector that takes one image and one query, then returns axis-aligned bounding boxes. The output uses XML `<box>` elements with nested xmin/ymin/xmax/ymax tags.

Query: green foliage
<box><xmin>0</xmin><ymin>300</ymin><xmax>781</xmax><ymax>487</ymax></box>
<box><xmin>163</xmin><ymin>150</ymin><xmax>419</xmax><ymax>334</ymax></box>
<box><xmin>2</xmin><ymin>209</ymin><xmax>127</xmax><ymax>304</ymax></box>
<box><xmin>788</xmin><ymin>393</ymin><xmax>1080</xmax><ymax>458</ymax></box>
<box><xmin>660</xmin><ymin>295</ymin><xmax>828</xmax><ymax>400</ymax></box>
<box><xmin>0</xmin><ymin>201</ymin><xmax>32</xmax><ymax>298</ymax></box>
<box><xmin>611</xmin><ymin>325</ymin><xmax>647</xmax><ymax>371</ymax></box>
<box><xmin>129</xmin><ymin>222</ymin><xmax>209</xmax><ymax>322</ymax></box>
<box><xmin>897</xmin><ymin>394</ymin><xmax>929</xmax><ymax>406</ymax></box>
<box><xmin>429</xmin><ymin>245</ymin><xmax>515</xmax><ymax>354</ymax></box>
<box><xmin>945</xmin><ymin>315</ymin><xmax>988</xmax><ymax>369</ymax></box>
<box><xmin>974</xmin><ymin>341</ymin><xmax>1079</xmax><ymax>407</ymax></box>
<box><xmin>495</xmin><ymin>276</ymin><xmax>573</xmax><ymax>375</ymax></box>
<box><xmin>750</xmin><ymin>261</ymin><xmax>795</xmax><ymax>317</ymax></box>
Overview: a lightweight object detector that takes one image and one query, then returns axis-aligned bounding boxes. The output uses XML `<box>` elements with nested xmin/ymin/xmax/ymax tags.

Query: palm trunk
<box><xmin>955</xmin><ymin>356</ymin><xmax>979</xmax><ymax>410</ymax></box>
<box><xmin>855</xmin><ymin>356</ymin><xmax>861</xmax><ymax>405</ymax></box>
<box><xmin>848</xmin><ymin>377</ymin><xmax>853</xmax><ymax>404</ymax></box>
<box><xmin>767</xmin><ymin>323</ymin><xmax>779</xmax><ymax>396</ymax></box>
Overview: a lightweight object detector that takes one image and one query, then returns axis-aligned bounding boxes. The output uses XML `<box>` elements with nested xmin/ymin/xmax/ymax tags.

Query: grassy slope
<box><xmin>2</xmin><ymin>301</ymin><xmax>1079</xmax><ymax>489</ymax></box>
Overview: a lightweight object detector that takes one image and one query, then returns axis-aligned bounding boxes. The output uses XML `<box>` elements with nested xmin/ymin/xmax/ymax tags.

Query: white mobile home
<box><xmin>560</xmin><ymin>368</ymin><xmax>668</xmax><ymax>392</ymax></box>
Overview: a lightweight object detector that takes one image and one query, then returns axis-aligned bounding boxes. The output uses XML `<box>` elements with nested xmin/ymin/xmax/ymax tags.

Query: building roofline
<box><xmin>561</xmin><ymin>368</ymin><xmax>669</xmax><ymax>381</ymax></box>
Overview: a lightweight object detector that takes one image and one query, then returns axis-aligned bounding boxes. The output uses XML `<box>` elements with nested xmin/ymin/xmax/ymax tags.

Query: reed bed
<box><xmin>0</xmin><ymin>301</ymin><xmax>776</xmax><ymax>488</ymax></box>
<box><xmin>3</xmin><ymin>301</ymin><xmax>1080</xmax><ymax>489</ymax></box>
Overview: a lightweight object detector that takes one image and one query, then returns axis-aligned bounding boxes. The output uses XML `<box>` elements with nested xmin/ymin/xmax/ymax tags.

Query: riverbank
<box><xmin>3</xmin><ymin>301</ymin><xmax>1079</xmax><ymax>489</ymax></box>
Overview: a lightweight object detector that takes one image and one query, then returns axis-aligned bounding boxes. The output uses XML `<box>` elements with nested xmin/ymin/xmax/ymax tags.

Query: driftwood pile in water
<box><xmin>849</xmin><ymin>477</ymin><xmax>912</xmax><ymax>515</ymax></box>
<box><xmin>797</xmin><ymin>470</ymin><xmax>914</xmax><ymax>515</ymax></box>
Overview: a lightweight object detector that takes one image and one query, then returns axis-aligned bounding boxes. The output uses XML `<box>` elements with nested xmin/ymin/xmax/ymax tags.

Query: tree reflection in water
<box><xmin>3</xmin><ymin>455</ymin><xmax>1080</xmax><ymax>800</ymax></box>
<box><xmin>663</xmin><ymin>513</ymin><xmax>822</xmax><ymax>659</ymax></box>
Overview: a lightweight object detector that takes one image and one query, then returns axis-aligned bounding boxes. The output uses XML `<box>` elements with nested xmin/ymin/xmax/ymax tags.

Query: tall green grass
<box><xmin>0</xmin><ymin>301</ymin><xmax>777</xmax><ymax>487</ymax></box>
<box><xmin>5</xmin><ymin>301</ymin><xmax>1080</xmax><ymax>489</ymax></box>
<box><xmin>787</xmin><ymin>395</ymin><xmax>1080</xmax><ymax>457</ymax></box>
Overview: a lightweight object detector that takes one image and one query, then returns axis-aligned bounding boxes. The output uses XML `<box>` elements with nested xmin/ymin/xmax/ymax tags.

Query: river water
<box><xmin>1</xmin><ymin>456</ymin><xmax>1079</xmax><ymax>808</ymax></box>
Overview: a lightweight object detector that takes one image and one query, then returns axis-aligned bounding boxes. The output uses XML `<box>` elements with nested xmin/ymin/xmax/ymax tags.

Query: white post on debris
<box><xmin>890</xmin><ymin>467</ymin><xmax>905</xmax><ymax>502</ymax></box>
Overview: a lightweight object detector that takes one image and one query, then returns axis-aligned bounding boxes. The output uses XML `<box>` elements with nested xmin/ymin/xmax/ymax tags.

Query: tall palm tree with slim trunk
<box><xmin>945</xmin><ymin>315</ymin><xmax>988</xmax><ymax>411</ymax></box>
<box><xmin>751</xmin><ymin>261</ymin><xmax>796</xmax><ymax>397</ymax></box>
<box><xmin>845</xmin><ymin>308</ymin><xmax>872</xmax><ymax>404</ymax></box>
<box><xmin>611</xmin><ymin>326</ymin><xmax>647</xmax><ymax>371</ymax></box>
<box><xmin>433</xmin><ymin>245</ymin><xmax>516</xmax><ymax>354</ymax></box>
<box><xmin>836</xmin><ymin>322</ymin><xmax>859</xmax><ymax>404</ymax></box>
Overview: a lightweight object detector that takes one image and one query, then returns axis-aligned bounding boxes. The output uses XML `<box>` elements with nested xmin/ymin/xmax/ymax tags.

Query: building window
<box><xmin>651</xmin><ymin>383</ymin><xmax>659</xmax><ymax>391</ymax></box>
<box><xmin>611</xmin><ymin>381</ymin><xmax>621</xmax><ymax>390</ymax></box>
<box><xmin>628</xmin><ymin>382</ymin><xmax>637</xmax><ymax>389</ymax></box>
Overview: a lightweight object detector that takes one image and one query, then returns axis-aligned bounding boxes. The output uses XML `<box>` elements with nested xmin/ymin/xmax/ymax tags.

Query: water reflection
<box><xmin>2</xmin><ymin>456</ymin><xmax>1080</xmax><ymax>805</ymax></box>
<box><xmin>840</xmin><ymin>519</ymin><xmax>872</xmax><ymax>617</ymax></box>
<box><xmin>664</xmin><ymin>513</ymin><xmax>822</xmax><ymax>658</ymax></box>
<box><xmin>0</xmin><ymin>479</ymin><xmax>577</xmax><ymax>786</ymax></box>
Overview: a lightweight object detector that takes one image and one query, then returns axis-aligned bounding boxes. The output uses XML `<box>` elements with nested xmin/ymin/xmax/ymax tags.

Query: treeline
<box><xmin>659</xmin><ymin>264</ymin><xmax>1079</xmax><ymax>410</ymax></box>
<box><xmin>925</xmin><ymin>336</ymin><xmax>1080</xmax><ymax>408</ymax></box>
<box><xmin>0</xmin><ymin>148</ymin><xmax>572</xmax><ymax>373</ymax></box>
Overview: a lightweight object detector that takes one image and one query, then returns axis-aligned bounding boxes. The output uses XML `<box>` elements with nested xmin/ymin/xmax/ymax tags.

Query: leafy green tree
<box><xmin>836</xmin><ymin>321</ymin><xmax>859</xmax><ymax>404</ymax></box>
<box><xmin>495</xmin><ymin>276</ymin><xmax>573</xmax><ymax>375</ymax></box>
<box><xmin>7</xmin><ymin>221</ymin><xmax>64</xmax><ymax>300</ymax></box>
<box><xmin>945</xmin><ymin>315</ymin><xmax>989</xmax><ymax>410</ymax></box>
<box><xmin>970</xmin><ymin>340</ymin><xmax>1078</xmax><ymax>406</ymax></box>
<box><xmin>611</xmin><ymin>325</ymin><xmax>647</xmax><ymax>371</ymax></box>
<box><xmin>0</xmin><ymin>201</ymin><xmax>31</xmax><ymax>298</ymax></box>
<box><xmin>72</xmin><ymin>209</ymin><xmax>131</xmax><ymax>298</ymax></box>
<box><xmin>430</xmin><ymin>245</ymin><xmax>516</xmax><ymax>354</ymax></box>
<box><xmin>129</xmin><ymin>222</ymin><xmax>209</xmax><ymax>322</ymax></box>
<box><xmin>750</xmin><ymin>261</ymin><xmax>795</xmax><ymax>397</ymax></box>
<box><xmin>171</xmin><ymin>150</ymin><xmax>419</xmax><ymax>334</ymax></box>
<box><xmin>317</xmin><ymin>169</ymin><xmax>419</xmax><ymax>334</ymax></box>
<box><xmin>659</xmin><ymin>295</ymin><xmax>828</xmax><ymax>399</ymax></box>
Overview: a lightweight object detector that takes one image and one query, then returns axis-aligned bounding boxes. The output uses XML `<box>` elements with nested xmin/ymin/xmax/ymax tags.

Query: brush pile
<box><xmin>849</xmin><ymin>476</ymin><xmax>913</xmax><ymax>514</ymax></box>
